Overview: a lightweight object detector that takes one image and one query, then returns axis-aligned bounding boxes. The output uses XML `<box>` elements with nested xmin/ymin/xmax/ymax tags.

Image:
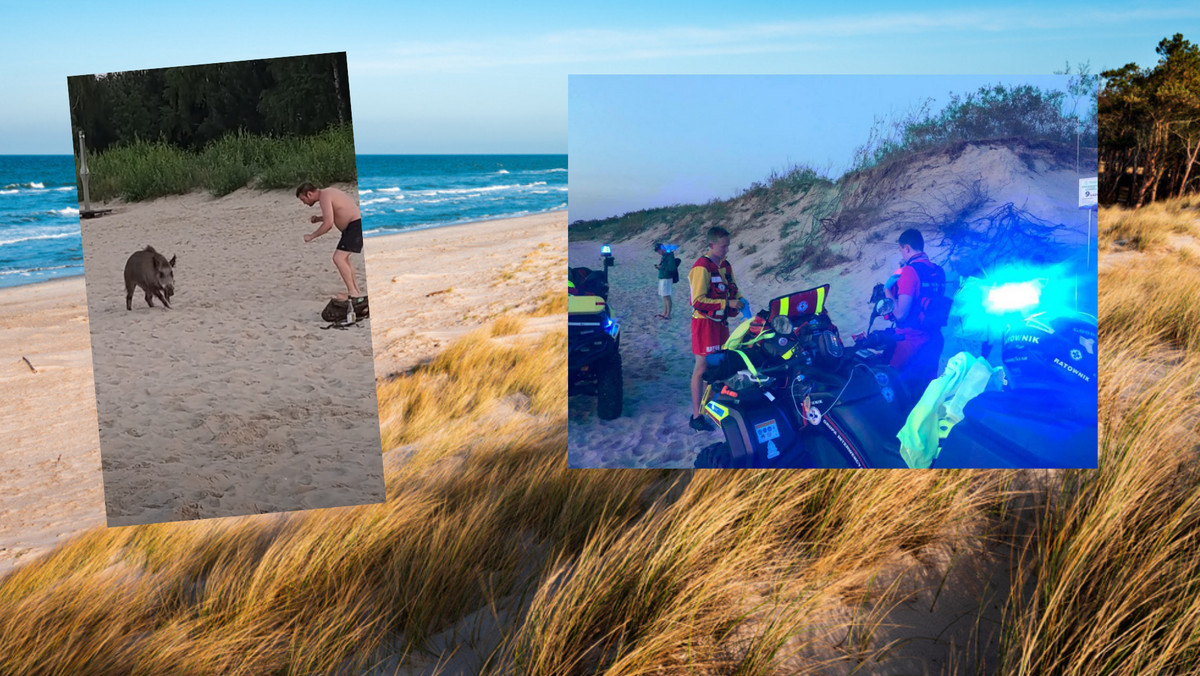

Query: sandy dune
<box><xmin>568</xmin><ymin>142</ymin><xmax>1095</xmax><ymax>468</ymax></box>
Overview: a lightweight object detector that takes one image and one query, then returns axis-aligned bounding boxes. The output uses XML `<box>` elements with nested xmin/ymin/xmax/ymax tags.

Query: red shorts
<box><xmin>692</xmin><ymin>317</ymin><xmax>729</xmax><ymax>356</ymax></box>
<box><xmin>889</xmin><ymin>328</ymin><xmax>944</xmax><ymax>394</ymax></box>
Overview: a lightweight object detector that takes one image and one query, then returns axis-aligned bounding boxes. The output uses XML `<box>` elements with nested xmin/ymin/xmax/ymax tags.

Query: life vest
<box><xmin>892</xmin><ymin>253</ymin><xmax>950</xmax><ymax>331</ymax></box>
<box><xmin>691</xmin><ymin>256</ymin><xmax>737</xmax><ymax>322</ymax></box>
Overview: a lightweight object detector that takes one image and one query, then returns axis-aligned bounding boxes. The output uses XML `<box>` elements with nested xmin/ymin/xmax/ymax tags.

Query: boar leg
<box><xmin>145</xmin><ymin>288</ymin><xmax>156</xmax><ymax>308</ymax></box>
<box><xmin>154</xmin><ymin>288</ymin><xmax>171</xmax><ymax>309</ymax></box>
<box><xmin>126</xmin><ymin>281</ymin><xmax>135</xmax><ymax>311</ymax></box>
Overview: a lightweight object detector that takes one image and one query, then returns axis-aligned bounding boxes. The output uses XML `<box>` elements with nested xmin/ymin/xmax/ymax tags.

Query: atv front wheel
<box><xmin>596</xmin><ymin>351</ymin><xmax>623</xmax><ymax>420</ymax></box>
<box><xmin>694</xmin><ymin>441</ymin><xmax>736</xmax><ymax>468</ymax></box>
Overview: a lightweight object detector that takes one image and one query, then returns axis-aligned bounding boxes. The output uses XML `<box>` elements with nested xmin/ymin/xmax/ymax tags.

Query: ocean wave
<box><xmin>362</xmin><ymin>197</ymin><xmax>392</xmax><ymax>205</ymax></box>
<box><xmin>497</xmin><ymin>170</ymin><xmax>509</xmax><ymax>174</ymax></box>
<box><xmin>0</xmin><ymin>264</ymin><xmax>79</xmax><ymax>277</ymax></box>
<box><xmin>411</xmin><ymin>196</ymin><xmax>472</xmax><ymax>205</ymax></box>
<box><xmin>359</xmin><ymin>189</ymin><xmax>373</xmax><ymax>194</ymax></box>
<box><xmin>379</xmin><ymin>187</ymin><xmax>401</xmax><ymax>193</ymax></box>
<box><xmin>2</xmin><ymin>182</ymin><xmax>46</xmax><ymax>190</ymax></box>
<box><xmin>52</xmin><ymin>207</ymin><xmax>80</xmax><ymax>216</ymax></box>
<box><xmin>0</xmin><ymin>190</ymin><xmax>17</xmax><ymax>195</ymax></box>
<box><xmin>409</xmin><ymin>182</ymin><xmax>549</xmax><ymax>198</ymax></box>
<box><xmin>55</xmin><ymin>186</ymin><xmax>75</xmax><ymax>192</ymax></box>
<box><xmin>526</xmin><ymin>168</ymin><xmax>567</xmax><ymax>174</ymax></box>
<box><xmin>0</xmin><ymin>231</ymin><xmax>78</xmax><ymax>246</ymax></box>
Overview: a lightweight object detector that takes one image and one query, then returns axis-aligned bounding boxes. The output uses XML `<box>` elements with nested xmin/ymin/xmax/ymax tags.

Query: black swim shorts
<box><xmin>336</xmin><ymin>219</ymin><xmax>364</xmax><ymax>253</ymax></box>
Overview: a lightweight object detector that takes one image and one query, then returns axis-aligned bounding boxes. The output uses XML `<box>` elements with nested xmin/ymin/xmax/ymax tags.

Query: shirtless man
<box><xmin>296</xmin><ymin>182</ymin><xmax>365</xmax><ymax>302</ymax></box>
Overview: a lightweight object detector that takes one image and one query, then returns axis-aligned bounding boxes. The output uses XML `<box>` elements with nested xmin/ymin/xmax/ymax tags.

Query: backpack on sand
<box><xmin>321</xmin><ymin>297</ymin><xmax>370</xmax><ymax>323</ymax></box>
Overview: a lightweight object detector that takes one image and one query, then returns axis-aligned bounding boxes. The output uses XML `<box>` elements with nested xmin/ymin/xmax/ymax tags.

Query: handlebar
<box><xmin>850</xmin><ymin>329</ymin><xmax>904</xmax><ymax>350</ymax></box>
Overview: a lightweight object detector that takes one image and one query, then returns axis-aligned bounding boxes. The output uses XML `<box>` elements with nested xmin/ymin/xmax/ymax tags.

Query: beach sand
<box><xmin>0</xmin><ymin>277</ymin><xmax>104</xmax><ymax>575</ymax></box>
<box><xmin>0</xmin><ymin>187</ymin><xmax>565</xmax><ymax>572</ymax></box>
<box><xmin>80</xmin><ymin>187</ymin><xmax>385</xmax><ymax>526</ymax></box>
<box><xmin>567</xmin><ymin>235</ymin><xmax>895</xmax><ymax>469</ymax></box>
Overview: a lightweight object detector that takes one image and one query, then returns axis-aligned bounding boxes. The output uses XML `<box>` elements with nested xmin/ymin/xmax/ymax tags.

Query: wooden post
<box><xmin>77</xmin><ymin>131</ymin><xmax>91</xmax><ymax>213</ymax></box>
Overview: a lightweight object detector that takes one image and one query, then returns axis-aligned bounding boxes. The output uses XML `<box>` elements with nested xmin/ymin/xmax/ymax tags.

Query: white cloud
<box><xmin>353</xmin><ymin>6</ymin><xmax>1200</xmax><ymax>73</ymax></box>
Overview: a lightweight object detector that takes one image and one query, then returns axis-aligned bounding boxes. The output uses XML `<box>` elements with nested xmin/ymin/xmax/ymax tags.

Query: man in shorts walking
<box><xmin>689</xmin><ymin>227</ymin><xmax>741</xmax><ymax>431</ymax></box>
<box><xmin>654</xmin><ymin>242</ymin><xmax>679</xmax><ymax>319</ymax></box>
<box><xmin>297</xmin><ymin>182</ymin><xmax>366</xmax><ymax>303</ymax></box>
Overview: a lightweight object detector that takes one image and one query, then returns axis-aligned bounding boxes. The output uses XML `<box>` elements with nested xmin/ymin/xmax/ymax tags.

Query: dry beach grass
<box><xmin>2</xmin><ymin>198</ymin><xmax>1200</xmax><ymax>673</ymax></box>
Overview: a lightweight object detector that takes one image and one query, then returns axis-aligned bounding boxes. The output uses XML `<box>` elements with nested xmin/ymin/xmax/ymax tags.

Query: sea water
<box><xmin>356</xmin><ymin>155</ymin><xmax>566</xmax><ymax>234</ymax></box>
<box><xmin>0</xmin><ymin>156</ymin><xmax>84</xmax><ymax>288</ymax></box>
<box><xmin>0</xmin><ymin>154</ymin><xmax>567</xmax><ymax>289</ymax></box>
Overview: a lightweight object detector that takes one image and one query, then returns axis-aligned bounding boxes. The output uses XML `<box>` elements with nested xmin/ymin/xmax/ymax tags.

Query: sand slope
<box><xmin>569</xmin><ymin>141</ymin><xmax>1094</xmax><ymax>468</ymax></box>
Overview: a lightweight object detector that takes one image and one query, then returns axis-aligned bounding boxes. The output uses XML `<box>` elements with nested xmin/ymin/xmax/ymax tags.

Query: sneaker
<box><xmin>690</xmin><ymin>414</ymin><xmax>715</xmax><ymax>432</ymax></box>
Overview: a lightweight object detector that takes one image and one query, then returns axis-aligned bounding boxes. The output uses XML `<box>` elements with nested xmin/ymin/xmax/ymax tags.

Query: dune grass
<box><xmin>80</xmin><ymin>125</ymin><xmax>356</xmax><ymax>202</ymax></box>
<box><xmin>6</xmin><ymin>209</ymin><xmax>1200</xmax><ymax>672</ymax></box>
<box><xmin>994</xmin><ymin>197</ymin><xmax>1200</xmax><ymax>674</ymax></box>
<box><xmin>1099</xmin><ymin>195</ymin><xmax>1200</xmax><ymax>251</ymax></box>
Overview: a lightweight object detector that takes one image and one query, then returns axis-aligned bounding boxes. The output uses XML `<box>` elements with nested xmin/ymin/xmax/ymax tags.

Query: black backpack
<box><xmin>906</xmin><ymin>259</ymin><xmax>951</xmax><ymax>330</ymax></box>
<box><xmin>321</xmin><ymin>297</ymin><xmax>370</xmax><ymax>323</ymax></box>
<box><xmin>669</xmin><ymin>254</ymin><xmax>680</xmax><ymax>284</ymax></box>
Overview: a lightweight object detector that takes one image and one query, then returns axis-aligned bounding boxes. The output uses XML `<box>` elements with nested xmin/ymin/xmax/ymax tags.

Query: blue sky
<box><xmin>568</xmin><ymin>74</ymin><xmax>1079</xmax><ymax>221</ymax></box>
<box><xmin>0</xmin><ymin>1</ymin><xmax>1194</xmax><ymax>156</ymax></box>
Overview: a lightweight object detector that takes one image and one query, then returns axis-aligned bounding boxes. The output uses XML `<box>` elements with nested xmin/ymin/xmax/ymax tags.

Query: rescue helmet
<box><xmin>1002</xmin><ymin>313</ymin><xmax>1097</xmax><ymax>389</ymax></box>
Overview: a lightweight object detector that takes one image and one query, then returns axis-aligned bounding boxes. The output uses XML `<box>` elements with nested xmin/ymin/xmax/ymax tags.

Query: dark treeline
<box><xmin>68</xmin><ymin>52</ymin><xmax>352</xmax><ymax>153</ymax></box>
<box><xmin>1100</xmin><ymin>34</ymin><xmax>1200</xmax><ymax>207</ymax></box>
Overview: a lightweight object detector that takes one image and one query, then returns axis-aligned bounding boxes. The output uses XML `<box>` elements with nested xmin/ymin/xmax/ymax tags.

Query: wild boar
<box><xmin>124</xmin><ymin>246</ymin><xmax>176</xmax><ymax>310</ymax></box>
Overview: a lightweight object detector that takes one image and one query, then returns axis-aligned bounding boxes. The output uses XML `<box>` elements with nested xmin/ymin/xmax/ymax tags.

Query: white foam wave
<box><xmin>410</xmin><ymin>182</ymin><xmax>548</xmax><ymax>198</ymax></box>
<box><xmin>0</xmin><ymin>231</ymin><xmax>77</xmax><ymax>246</ymax></box>
<box><xmin>415</xmin><ymin>196</ymin><xmax>471</xmax><ymax>205</ymax></box>
<box><xmin>54</xmin><ymin>186</ymin><xmax>75</xmax><ymax>192</ymax></box>
<box><xmin>497</xmin><ymin>170</ymin><xmax>509</xmax><ymax>174</ymax></box>
<box><xmin>527</xmin><ymin>168</ymin><xmax>567</xmax><ymax>174</ymax></box>
<box><xmin>52</xmin><ymin>208</ymin><xmax>80</xmax><ymax>216</ymax></box>
<box><xmin>359</xmin><ymin>189</ymin><xmax>373</xmax><ymax>194</ymax></box>
<box><xmin>0</xmin><ymin>264</ymin><xmax>78</xmax><ymax>277</ymax></box>
<box><xmin>379</xmin><ymin>187</ymin><xmax>401</xmax><ymax>193</ymax></box>
<box><xmin>30</xmin><ymin>182</ymin><xmax>44</xmax><ymax>189</ymax></box>
<box><xmin>0</xmin><ymin>190</ymin><xmax>16</xmax><ymax>195</ymax></box>
<box><xmin>362</xmin><ymin>198</ymin><xmax>392</xmax><ymax>205</ymax></box>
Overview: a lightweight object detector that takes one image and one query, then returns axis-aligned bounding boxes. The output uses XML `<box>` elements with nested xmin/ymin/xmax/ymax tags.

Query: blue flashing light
<box><xmin>601</xmin><ymin>244</ymin><xmax>612</xmax><ymax>256</ymax></box>
<box><xmin>602</xmin><ymin>314</ymin><xmax>619</xmax><ymax>337</ymax></box>
<box><xmin>986</xmin><ymin>281</ymin><xmax>1042</xmax><ymax>313</ymax></box>
<box><xmin>953</xmin><ymin>262</ymin><xmax>1087</xmax><ymax>341</ymax></box>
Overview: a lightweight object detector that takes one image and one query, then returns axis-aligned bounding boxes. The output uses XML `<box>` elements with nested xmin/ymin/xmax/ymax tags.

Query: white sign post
<box><xmin>1078</xmin><ymin>177</ymin><xmax>1098</xmax><ymax>313</ymax></box>
<box><xmin>1079</xmin><ymin>177</ymin><xmax>1098</xmax><ymax>208</ymax></box>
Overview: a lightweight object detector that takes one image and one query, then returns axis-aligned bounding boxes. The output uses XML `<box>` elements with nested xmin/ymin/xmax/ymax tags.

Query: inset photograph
<box><xmin>68</xmin><ymin>53</ymin><xmax>385</xmax><ymax>525</ymax></box>
<box><xmin>569</xmin><ymin>75</ymin><xmax>1098</xmax><ymax>469</ymax></box>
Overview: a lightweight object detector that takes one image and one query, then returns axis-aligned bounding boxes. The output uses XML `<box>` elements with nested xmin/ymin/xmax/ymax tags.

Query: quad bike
<box><xmin>930</xmin><ymin>311</ymin><xmax>1097</xmax><ymax>468</ymax></box>
<box><xmin>693</xmin><ymin>284</ymin><xmax>915</xmax><ymax>468</ymax></box>
<box><xmin>568</xmin><ymin>245</ymin><xmax>623</xmax><ymax>420</ymax></box>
